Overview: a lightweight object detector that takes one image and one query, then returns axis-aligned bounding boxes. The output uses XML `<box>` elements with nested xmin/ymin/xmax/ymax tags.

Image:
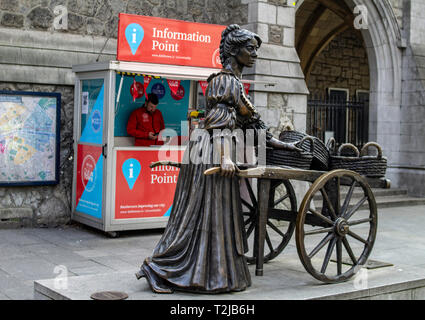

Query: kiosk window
<box><xmin>114</xmin><ymin>74</ymin><xmax>190</xmax><ymax>139</ymax></box>
<box><xmin>80</xmin><ymin>78</ymin><xmax>104</xmax><ymax>144</ymax></box>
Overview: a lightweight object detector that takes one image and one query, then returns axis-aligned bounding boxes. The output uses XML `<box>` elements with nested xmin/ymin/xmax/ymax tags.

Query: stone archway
<box><xmin>295</xmin><ymin>0</ymin><xmax>402</xmax><ymax>172</ymax></box>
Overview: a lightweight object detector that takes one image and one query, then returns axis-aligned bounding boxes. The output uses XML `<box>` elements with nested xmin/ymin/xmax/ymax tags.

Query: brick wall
<box><xmin>306</xmin><ymin>28</ymin><xmax>369</xmax><ymax>98</ymax></box>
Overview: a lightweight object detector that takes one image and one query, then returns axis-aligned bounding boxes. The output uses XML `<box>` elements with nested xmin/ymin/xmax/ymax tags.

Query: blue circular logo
<box><xmin>151</xmin><ymin>83</ymin><xmax>166</xmax><ymax>99</ymax></box>
<box><xmin>92</xmin><ymin>110</ymin><xmax>102</xmax><ymax>133</ymax></box>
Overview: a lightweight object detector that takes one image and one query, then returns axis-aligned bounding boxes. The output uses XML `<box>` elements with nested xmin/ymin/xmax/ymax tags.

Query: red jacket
<box><xmin>127</xmin><ymin>107</ymin><xmax>165</xmax><ymax>146</ymax></box>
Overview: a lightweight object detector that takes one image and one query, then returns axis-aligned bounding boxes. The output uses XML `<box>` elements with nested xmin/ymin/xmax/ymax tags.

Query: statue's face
<box><xmin>235</xmin><ymin>38</ymin><xmax>259</xmax><ymax>68</ymax></box>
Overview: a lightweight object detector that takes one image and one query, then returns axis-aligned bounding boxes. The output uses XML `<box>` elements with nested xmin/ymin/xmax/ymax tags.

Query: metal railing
<box><xmin>307</xmin><ymin>95</ymin><xmax>369</xmax><ymax>150</ymax></box>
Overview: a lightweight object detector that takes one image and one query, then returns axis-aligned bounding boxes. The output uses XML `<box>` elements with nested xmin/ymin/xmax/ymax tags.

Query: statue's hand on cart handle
<box><xmin>220</xmin><ymin>156</ymin><xmax>236</xmax><ymax>177</ymax></box>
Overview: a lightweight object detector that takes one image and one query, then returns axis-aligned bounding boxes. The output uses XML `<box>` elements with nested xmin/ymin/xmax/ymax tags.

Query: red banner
<box><xmin>130</xmin><ymin>77</ymin><xmax>144</xmax><ymax>101</ymax></box>
<box><xmin>199</xmin><ymin>80</ymin><xmax>208</xmax><ymax>96</ymax></box>
<box><xmin>243</xmin><ymin>82</ymin><xmax>251</xmax><ymax>95</ymax></box>
<box><xmin>143</xmin><ymin>76</ymin><xmax>152</xmax><ymax>99</ymax></box>
<box><xmin>167</xmin><ymin>79</ymin><xmax>181</xmax><ymax>96</ymax></box>
<box><xmin>117</xmin><ymin>13</ymin><xmax>225</xmax><ymax>68</ymax></box>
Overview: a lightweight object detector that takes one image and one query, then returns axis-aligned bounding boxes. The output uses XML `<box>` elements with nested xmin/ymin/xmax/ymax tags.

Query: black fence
<box><xmin>307</xmin><ymin>95</ymin><xmax>369</xmax><ymax>150</ymax></box>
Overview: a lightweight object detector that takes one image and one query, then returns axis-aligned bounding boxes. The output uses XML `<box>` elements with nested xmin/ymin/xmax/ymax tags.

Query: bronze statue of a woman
<box><xmin>136</xmin><ymin>24</ymin><xmax>301</xmax><ymax>294</ymax></box>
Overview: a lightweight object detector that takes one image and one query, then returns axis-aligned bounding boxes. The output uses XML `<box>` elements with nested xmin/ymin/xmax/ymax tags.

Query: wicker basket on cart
<box><xmin>279</xmin><ymin>130</ymin><xmax>329</xmax><ymax>170</ymax></box>
<box><xmin>329</xmin><ymin>142</ymin><xmax>387</xmax><ymax>178</ymax></box>
<box><xmin>266</xmin><ymin>136</ymin><xmax>314</xmax><ymax>170</ymax></box>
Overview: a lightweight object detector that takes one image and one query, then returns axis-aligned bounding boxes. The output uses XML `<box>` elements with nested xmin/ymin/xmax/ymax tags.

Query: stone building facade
<box><xmin>0</xmin><ymin>0</ymin><xmax>424</xmax><ymax>227</ymax></box>
<box><xmin>306</xmin><ymin>28</ymin><xmax>370</xmax><ymax>97</ymax></box>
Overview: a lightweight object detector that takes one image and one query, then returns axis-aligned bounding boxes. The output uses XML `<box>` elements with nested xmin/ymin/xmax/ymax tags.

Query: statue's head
<box><xmin>219</xmin><ymin>24</ymin><xmax>262</xmax><ymax>69</ymax></box>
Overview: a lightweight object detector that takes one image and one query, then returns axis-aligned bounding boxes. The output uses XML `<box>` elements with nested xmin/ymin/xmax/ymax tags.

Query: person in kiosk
<box><xmin>126</xmin><ymin>93</ymin><xmax>165</xmax><ymax>146</ymax></box>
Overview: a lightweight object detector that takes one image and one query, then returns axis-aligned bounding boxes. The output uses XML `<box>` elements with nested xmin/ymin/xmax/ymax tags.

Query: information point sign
<box><xmin>115</xmin><ymin>149</ymin><xmax>185</xmax><ymax>220</ymax></box>
<box><xmin>117</xmin><ymin>13</ymin><xmax>225</xmax><ymax>68</ymax></box>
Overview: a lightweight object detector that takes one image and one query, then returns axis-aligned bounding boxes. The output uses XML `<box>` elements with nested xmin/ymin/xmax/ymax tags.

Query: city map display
<box><xmin>0</xmin><ymin>91</ymin><xmax>60</xmax><ymax>185</ymax></box>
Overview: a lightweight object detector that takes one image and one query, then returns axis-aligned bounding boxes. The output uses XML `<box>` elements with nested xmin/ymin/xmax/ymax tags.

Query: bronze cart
<box><xmin>205</xmin><ymin>166</ymin><xmax>390</xmax><ymax>284</ymax></box>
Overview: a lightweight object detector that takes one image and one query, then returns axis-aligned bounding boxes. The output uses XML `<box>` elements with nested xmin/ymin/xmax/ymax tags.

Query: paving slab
<box><xmin>0</xmin><ymin>257</ymin><xmax>59</xmax><ymax>281</ymax></box>
<box><xmin>88</xmin><ymin>256</ymin><xmax>136</xmax><ymax>272</ymax></box>
<box><xmin>0</xmin><ymin>229</ymin><xmax>44</xmax><ymax>246</ymax></box>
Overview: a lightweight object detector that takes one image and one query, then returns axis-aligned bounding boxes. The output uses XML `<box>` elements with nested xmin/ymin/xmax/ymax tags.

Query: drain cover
<box><xmin>90</xmin><ymin>291</ymin><xmax>128</xmax><ymax>300</ymax></box>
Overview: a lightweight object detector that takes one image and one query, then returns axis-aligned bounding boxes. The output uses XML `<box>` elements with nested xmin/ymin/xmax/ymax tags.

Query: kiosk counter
<box><xmin>71</xmin><ymin>60</ymin><xmax>218</xmax><ymax>235</ymax></box>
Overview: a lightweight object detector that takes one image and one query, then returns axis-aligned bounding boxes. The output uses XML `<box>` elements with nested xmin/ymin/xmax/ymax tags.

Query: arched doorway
<box><xmin>295</xmin><ymin>0</ymin><xmax>402</xmax><ymax>163</ymax></box>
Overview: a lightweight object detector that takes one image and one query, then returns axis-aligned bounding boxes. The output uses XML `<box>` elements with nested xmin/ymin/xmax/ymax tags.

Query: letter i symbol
<box><xmin>122</xmin><ymin>159</ymin><xmax>141</xmax><ymax>190</ymax></box>
<box><xmin>129</xmin><ymin>163</ymin><xmax>134</xmax><ymax>178</ymax></box>
<box><xmin>132</xmin><ymin>29</ymin><xmax>137</xmax><ymax>44</ymax></box>
<box><xmin>125</xmin><ymin>23</ymin><xmax>144</xmax><ymax>55</ymax></box>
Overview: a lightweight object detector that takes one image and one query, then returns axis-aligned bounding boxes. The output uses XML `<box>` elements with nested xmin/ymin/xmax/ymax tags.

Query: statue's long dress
<box><xmin>141</xmin><ymin>71</ymin><xmax>252</xmax><ymax>293</ymax></box>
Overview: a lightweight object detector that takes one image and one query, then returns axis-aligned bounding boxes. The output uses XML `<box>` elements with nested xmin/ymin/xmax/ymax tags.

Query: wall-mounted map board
<box><xmin>0</xmin><ymin>91</ymin><xmax>61</xmax><ymax>186</ymax></box>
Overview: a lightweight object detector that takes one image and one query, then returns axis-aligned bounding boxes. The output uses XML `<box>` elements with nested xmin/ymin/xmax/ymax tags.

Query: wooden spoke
<box><xmin>246</xmin><ymin>220</ymin><xmax>255</xmax><ymax>238</ymax></box>
<box><xmin>336</xmin><ymin>177</ymin><xmax>341</xmax><ymax>214</ymax></box>
<box><xmin>244</xmin><ymin>215</ymin><xmax>254</xmax><ymax>226</ymax></box>
<box><xmin>320</xmin><ymin>188</ymin><xmax>338</xmax><ymax>220</ymax></box>
<box><xmin>341</xmin><ymin>180</ymin><xmax>356</xmax><ymax>216</ymax></box>
<box><xmin>241</xmin><ymin>198</ymin><xmax>254</xmax><ymax>212</ymax></box>
<box><xmin>344</xmin><ymin>196</ymin><xmax>368</xmax><ymax>220</ymax></box>
<box><xmin>320</xmin><ymin>237</ymin><xmax>337</xmax><ymax>274</ymax></box>
<box><xmin>267</xmin><ymin>220</ymin><xmax>285</xmax><ymax>238</ymax></box>
<box><xmin>244</xmin><ymin>178</ymin><xmax>257</xmax><ymax>207</ymax></box>
<box><xmin>342</xmin><ymin>237</ymin><xmax>357</xmax><ymax>265</ymax></box>
<box><xmin>304</xmin><ymin>227</ymin><xmax>334</xmax><ymax>236</ymax></box>
<box><xmin>336</xmin><ymin>239</ymin><xmax>342</xmax><ymax>275</ymax></box>
<box><xmin>270</xmin><ymin>181</ymin><xmax>280</xmax><ymax>192</ymax></box>
<box><xmin>265</xmin><ymin>231</ymin><xmax>275</xmax><ymax>254</ymax></box>
<box><xmin>347</xmin><ymin>230</ymin><xmax>369</xmax><ymax>245</ymax></box>
<box><xmin>348</xmin><ymin>218</ymin><xmax>372</xmax><ymax>226</ymax></box>
<box><xmin>308</xmin><ymin>233</ymin><xmax>334</xmax><ymax>259</ymax></box>
<box><xmin>309</xmin><ymin>208</ymin><xmax>334</xmax><ymax>225</ymax></box>
<box><xmin>274</xmin><ymin>194</ymin><xmax>289</xmax><ymax>207</ymax></box>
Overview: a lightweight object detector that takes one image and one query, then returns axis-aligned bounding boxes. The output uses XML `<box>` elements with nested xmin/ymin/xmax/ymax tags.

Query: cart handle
<box><xmin>360</xmin><ymin>142</ymin><xmax>383</xmax><ymax>159</ymax></box>
<box><xmin>204</xmin><ymin>165</ymin><xmax>241</xmax><ymax>176</ymax></box>
<box><xmin>204</xmin><ymin>165</ymin><xmax>297</xmax><ymax>178</ymax></box>
<box><xmin>150</xmin><ymin>161</ymin><xmax>181</xmax><ymax>169</ymax></box>
<box><xmin>337</xmin><ymin>143</ymin><xmax>360</xmax><ymax>157</ymax></box>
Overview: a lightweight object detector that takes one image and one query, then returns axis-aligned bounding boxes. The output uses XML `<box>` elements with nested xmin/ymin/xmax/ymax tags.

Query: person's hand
<box><xmin>284</xmin><ymin>141</ymin><xmax>303</xmax><ymax>152</ymax></box>
<box><xmin>220</xmin><ymin>156</ymin><xmax>236</xmax><ymax>177</ymax></box>
<box><xmin>148</xmin><ymin>132</ymin><xmax>157</xmax><ymax>140</ymax></box>
<box><xmin>267</xmin><ymin>137</ymin><xmax>303</xmax><ymax>152</ymax></box>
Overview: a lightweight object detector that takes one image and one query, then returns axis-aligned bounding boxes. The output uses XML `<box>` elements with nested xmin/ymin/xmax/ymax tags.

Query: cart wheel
<box><xmin>242</xmin><ymin>178</ymin><xmax>297</xmax><ymax>264</ymax></box>
<box><xmin>296</xmin><ymin>169</ymin><xmax>377</xmax><ymax>283</ymax></box>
